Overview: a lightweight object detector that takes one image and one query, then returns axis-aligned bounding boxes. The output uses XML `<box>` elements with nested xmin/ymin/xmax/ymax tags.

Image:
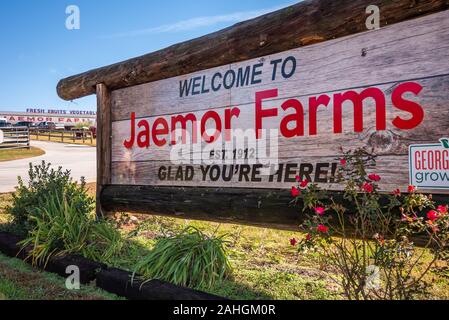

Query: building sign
<box><xmin>110</xmin><ymin>11</ymin><xmax>449</xmax><ymax>193</ymax></box>
<box><xmin>409</xmin><ymin>139</ymin><xmax>449</xmax><ymax>190</ymax></box>
<box><xmin>0</xmin><ymin>111</ymin><xmax>96</xmax><ymax>125</ymax></box>
<box><xmin>26</xmin><ymin>108</ymin><xmax>96</xmax><ymax>116</ymax></box>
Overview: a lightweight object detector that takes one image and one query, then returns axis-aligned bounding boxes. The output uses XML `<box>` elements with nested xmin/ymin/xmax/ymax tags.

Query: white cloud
<box><xmin>105</xmin><ymin>3</ymin><xmax>294</xmax><ymax>39</ymax></box>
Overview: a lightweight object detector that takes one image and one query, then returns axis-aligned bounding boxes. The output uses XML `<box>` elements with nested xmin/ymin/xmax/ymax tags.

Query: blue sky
<box><xmin>0</xmin><ymin>0</ymin><xmax>296</xmax><ymax>112</ymax></box>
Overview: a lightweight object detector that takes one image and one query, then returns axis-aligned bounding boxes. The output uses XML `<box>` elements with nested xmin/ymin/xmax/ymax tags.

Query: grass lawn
<box><xmin>0</xmin><ymin>253</ymin><xmax>122</xmax><ymax>300</ymax></box>
<box><xmin>1</xmin><ymin>183</ymin><xmax>449</xmax><ymax>300</ymax></box>
<box><xmin>0</xmin><ymin>147</ymin><xmax>45</xmax><ymax>162</ymax></box>
<box><xmin>111</xmin><ymin>215</ymin><xmax>340</xmax><ymax>300</ymax></box>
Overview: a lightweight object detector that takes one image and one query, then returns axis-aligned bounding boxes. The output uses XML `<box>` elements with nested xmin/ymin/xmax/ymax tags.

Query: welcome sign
<box><xmin>57</xmin><ymin>1</ymin><xmax>449</xmax><ymax>223</ymax></box>
<box><xmin>110</xmin><ymin>10</ymin><xmax>449</xmax><ymax>193</ymax></box>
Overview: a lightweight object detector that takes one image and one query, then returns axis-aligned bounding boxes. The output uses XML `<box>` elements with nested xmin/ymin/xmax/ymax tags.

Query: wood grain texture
<box><xmin>110</xmin><ymin>76</ymin><xmax>449</xmax><ymax>163</ymax></box>
<box><xmin>57</xmin><ymin>0</ymin><xmax>449</xmax><ymax>101</ymax></box>
<box><xmin>110</xmin><ymin>154</ymin><xmax>449</xmax><ymax>194</ymax></box>
<box><xmin>101</xmin><ymin>185</ymin><xmax>449</xmax><ymax>231</ymax></box>
<box><xmin>109</xmin><ymin>10</ymin><xmax>449</xmax><ymax>122</ymax></box>
<box><xmin>96</xmin><ymin>83</ymin><xmax>112</xmax><ymax>217</ymax></box>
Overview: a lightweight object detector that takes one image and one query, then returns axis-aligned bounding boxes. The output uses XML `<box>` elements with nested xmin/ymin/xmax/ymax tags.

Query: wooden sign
<box><xmin>57</xmin><ymin>1</ymin><xmax>449</xmax><ymax>229</ymax></box>
<box><xmin>110</xmin><ymin>10</ymin><xmax>449</xmax><ymax>193</ymax></box>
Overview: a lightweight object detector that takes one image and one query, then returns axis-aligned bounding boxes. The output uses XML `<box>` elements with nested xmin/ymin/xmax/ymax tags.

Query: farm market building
<box><xmin>0</xmin><ymin>109</ymin><xmax>96</xmax><ymax>125</ymax></box>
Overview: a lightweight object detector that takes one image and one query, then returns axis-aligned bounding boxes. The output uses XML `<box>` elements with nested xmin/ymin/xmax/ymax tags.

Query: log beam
<box><xmin>101</xmin><ymin>185</ymin><xmax>449</xmax><ymax>232</ymax></box>
<box><xmin>57</xmin><ymin>0</ymin><xmax>449</xmax><ymax>101</ymax></box>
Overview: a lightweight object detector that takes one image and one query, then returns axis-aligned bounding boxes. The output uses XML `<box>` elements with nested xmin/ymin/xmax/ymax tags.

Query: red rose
<box><xmin>437</xmin><ymin>205</ymin><xmax>448</xmax><ymax>214</ymax></box>
<box><xmin>291</xmin><ymin>187</ymin><xmax>300</xmax><ymax>197</ymax></box>
<box><xmin>295</xmin><ymin>175</ymin><xmax>301</xmax><ymax>182</ymax></box>
<box><xmin>315</xmin><ymin>207</ymin><xmax>326</xmax><ymax>216</ymax></box>
<box><xmin>362</xmin><ymin>182</ymin><xmax>374</xmax><ymax>193</ymax></box>
<box><xmin>300</xmin><ymin>180</ymin><xmax>309</xmax><ymax>188</ymax></box>
<box><xmin>340</xmin><ymin>159</ymin><xmax>347</xmax><ymax>166</ymax></box>
<box><xmin>368</xmin><ymin>174</ymin><xmax>381</xmax><ymax>182</ymax></box>
<box><xmin>393</xmin><ymin>189</ymin><xmax>401</xmax><ymax>197</ymax></box>
<box><xmin>427</xmin><ymin>210</ymin><xmax>439</xmax><ymax>222</ymax></box>
<box><xmin>408</xmin><ymin>185</ymin><xmax>416</xmax><ymax>193</ymax></box>
<box><xmin>317</xmin><ymin>224</ymin><xmax>329</xmax><ymax>233</ymax></box>
<box><xmin>290</xmin><ymin>238</ymin><xmax>298</xmax><ymax>246</ymax></box>
<box><xmin>306</xmin><ymin>234</ymin><xmax>312</xmax><ymax>241</ymax></box>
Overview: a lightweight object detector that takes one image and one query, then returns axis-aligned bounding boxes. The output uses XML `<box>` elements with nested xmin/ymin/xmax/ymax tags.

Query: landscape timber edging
<box><xmin>96</xmin><ymin>268</ymin><xmax>227</xmax><ymax>301</ymax></box>
<box><xmin>0</xmin><ymin>231</ymin><xmax>227</xmax><ymax>300</ymax></box>
<box><xmin>0</xmin><ymin>231</ymin><xmax>105</xmax><ymax>284</ymax></box>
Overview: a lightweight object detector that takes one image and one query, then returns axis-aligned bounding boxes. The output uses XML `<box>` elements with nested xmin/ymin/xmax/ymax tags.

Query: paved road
<box><xmin>0</xmin><ymin>141</ymin><xmax>96</xmax><ymax>193</ymax></box>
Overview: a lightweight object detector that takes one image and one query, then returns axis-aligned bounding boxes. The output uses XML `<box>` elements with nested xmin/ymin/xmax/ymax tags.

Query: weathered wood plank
<box><xmin>110</xmin><ymin>76</ymin><xmax>449</xmax><ymax>166</ymax></box>
<box><xmin>57</xmin><ymin>0</ymin><xmax>449</xmax><ymax>101</ymax></box>
<box><xmin>110</xmin><ymin>155</ymin><xmax>449</xmax><ymax>194</ymax></box>
<box><xmin>101</xmin><ymin>185</ymin><xmax>303</xmax><ymax>230</ymax></box>
<box><xmin>100</xmin><ymin>185</ymin><xmax>449</xmax><ymax>231</ymax></box>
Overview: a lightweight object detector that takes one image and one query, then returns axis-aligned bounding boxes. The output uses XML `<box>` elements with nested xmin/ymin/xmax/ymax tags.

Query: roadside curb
<box><xmin>0</xmin><ymin>231</ymin><xmax>227</xmax><ymax>300</ymax></box>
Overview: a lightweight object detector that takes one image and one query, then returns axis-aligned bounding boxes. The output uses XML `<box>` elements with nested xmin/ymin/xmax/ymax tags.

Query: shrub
<box><xmin>133</xmin><ymin>227</ymin><xmax>231</xmax><ymax>290</ymax></box>
<box><xmin>20</xmin><ymin>188</ymin><xmax>123</xmax><ymax>267</ymax></box>
<box><xmin>6</xmin><ymin>161</ymin><xmax>122</xmax><ymax>266</ymax></box>
<box><xmin>7</xmin><ymin>161</ymin><xmax>93</xmax><ymax>234</ymax></box>
<box><xmin>292</xmin><ymin>147</ymin><xmax>449</xmax><ymax>300</ymax></box>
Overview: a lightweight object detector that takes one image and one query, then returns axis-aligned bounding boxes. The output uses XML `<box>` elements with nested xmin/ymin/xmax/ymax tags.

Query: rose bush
<box><xmin>291</xmin><ymin>147</ymin><xmax>449</xmax><ymax>300</ymax></box>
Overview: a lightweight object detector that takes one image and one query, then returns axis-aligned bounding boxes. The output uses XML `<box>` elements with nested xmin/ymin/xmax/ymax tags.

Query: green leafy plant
<box><xmin>133</xmin><ymin>226</ymin><xmax>232</xmax><ymax>290</ymax></box>
<box><xmin>7</xmin><ymin>161</ymin><xmax>93</xmax><ymax>234</ymax></box>
<box><xmin>7</xmin><ymin>161</ymin><xmax>123</xmax><ymax>266</ymax></box>
<box><xmin>20</xmin><ymin>191</ymin><xmax>123</xmax><ymax>267</ymax></box>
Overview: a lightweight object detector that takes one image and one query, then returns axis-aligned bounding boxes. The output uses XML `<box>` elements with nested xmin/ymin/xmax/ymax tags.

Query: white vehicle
<box><xmin>55</xmin><ymin>123</ymin><xmax>66</xmax><ymax>130</ymax></box>
<box><xmin>0</xmin><ymin>117</ymin><xmax>8</xmax><ymax>128</ymax></box>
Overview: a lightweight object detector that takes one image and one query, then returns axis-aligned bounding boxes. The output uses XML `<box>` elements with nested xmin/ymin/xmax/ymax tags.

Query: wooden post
<box><xmin>61</xmin><ymin>131</ymin><xmax>64</xmax><ymax>143</ymax></box>
<box><xmin>96</xmin><ymin>83</ymin><xmax>112</xmax><ymax>218</ymax></box>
